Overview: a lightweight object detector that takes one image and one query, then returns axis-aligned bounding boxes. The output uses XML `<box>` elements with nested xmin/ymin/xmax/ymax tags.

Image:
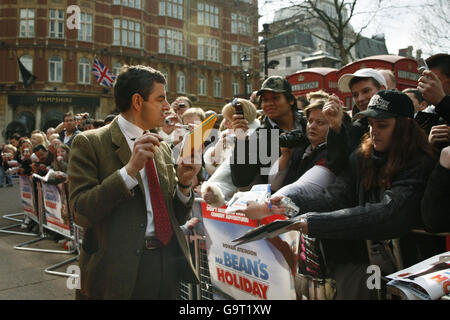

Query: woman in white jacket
<box><xmin>201</xmin><ymin>99</ymin><xmax>260</xmax><ymax>207</ymax></box>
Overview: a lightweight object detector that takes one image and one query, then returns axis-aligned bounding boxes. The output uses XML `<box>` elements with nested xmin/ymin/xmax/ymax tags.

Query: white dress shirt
<box><xmin>117</xmin><ymin>115</ymin><xmax>190</xmax><ymax>237</ymax></box>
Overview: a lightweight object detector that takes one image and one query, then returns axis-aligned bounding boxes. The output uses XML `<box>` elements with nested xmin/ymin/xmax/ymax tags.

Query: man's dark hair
<box><xmin>33</xmin><ymin>144</ymin><xmax>47</xmax><ymax>153</ymax></box>
<box><xmin>63</xmin><ymin>111</ymin><xmax>74</xmax><ymax>121</ymax></box>
<box><xmin>349</xmin><ymin>76</ymin><xmax>383</xmax><ymax>91</ymax></box>
<box><xmin>114</xmin><ymin>65</ymin><xmax>166</xmax><ymax>113</ymax></box>
<box><xmin>426</xmin><ymin>53</ymin><xmax>450</xmax><ymax>78</ymax></box>
<box><xmin>257</xmin><ymin>92</ymin><xmax>298</xmax><ymax>113</ymax></box>
<box><xmin>10</xmin><ymin>133</ymin><xmax>21</xmax><ymax>141</ymax></box>
<box><xmin>402</xmin><ymin>88</ymin><xmax>425</xmax><ymax>103</ymax></box>
<box><xmin>103</xmin><ymin>114</ymin><xmax>117</xmax><ymax>125</ymax></box>
<box><xmin>93</xmin><ymin>119</ymin><xmax>104</xmax><ymax>128</ymax></box>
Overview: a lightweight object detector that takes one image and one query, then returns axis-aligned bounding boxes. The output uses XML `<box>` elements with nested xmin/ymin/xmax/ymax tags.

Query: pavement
<box><xmin>0</xmin><ymin>177</ymin><xmax>76</xmax><ymax>300</ymax></box>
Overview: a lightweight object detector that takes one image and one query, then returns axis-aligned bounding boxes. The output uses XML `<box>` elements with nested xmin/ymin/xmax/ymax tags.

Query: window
<box><xmin>159</xmin><ymin>28</ymin><xmax>183</xmax><ymax>56</ymax></box>
<box><xmin>78</xmin><ymin>13</ymin><xmax>93</xmax><ymax>42</ymax></box>
<box><xmin>159</xmin><ymin>0</ymin><xmax>183</xmax><ymax>19</ymax></box>
<box><xmin>213</xmin><ymin>78</ymin><xmax>221</xmax><ymax>97</ymax></box>
<box><xmin>49</xmin><ymin>9</ymin><xmax>64</xmax><ymax>39</ymax></box>
<box><xmin>232</xmin><ymin>80</ymin><xmax>239</xmax><ymax>97</ymax></box>
<box><xmin>198</xmin><ymin>74</ymin><xmax>206</xmax><ymax>96</ymax></box>
<box><xmin>286</xmin><ymin>56</ymin><xmax>291</xmax><ymax>68</ymax></box>
<box><xmin>198</xmin><ymin>3</ymin><xmax>219</xmax><ymax>28</ymax></box>
<box><xmin>78</xmin><ymin>58</ymin><xmax>91</xmax><ymax>84</ymax></box>
<box><xmin>19</xmin><ymin>9</ymin><xmax>35</xmax><ymax>38</ymax></box>
<box><xmin>232</xmin><ymin>45</ymin><xmax>251</xmax><ymax>66</ymax></box>
<box><xmin>113</xmin><ymin>0</ymin><xmax>142</xmax><ymax>9</ymax></box>
<box><xmin>49</xmin><ymin>56</ymin><xmax>63</xmax><ymax>82</ymax></box>
<box><xmin>177</xmin><ymin>71</ymin><xmax>185</xmax><ymax>94</ymax></box>
<box><xmin>247</xmin><ymin>83</ymin><xmax>252</xmax><ymax>96</ymax></box>
<box><xmin>18</xmin><ymin>55</ymin><xmax>33</xmax><ymax>82</ymax></box>
<box><xmin>197</xmin><ymin>37</ymin><xmax>219</xmax><ymax>62</ymax></box>
<box><xmin>161</xmin><ymin>69</ymin><xmax>169</xmax><ymax>91</ymax></box>
<box><xmin>113</xmin><ymin>19</ymin><xmax>142</xmax><ymax>48</ymax></box>
<box><xmin>231</xmin><ymin>13</ymin><xmax>250</xmax><ymax>35</ymax></box>
<box><xmin>112</xmin><ymin>62</ymin><xmax>122</xmax><ymax>77</ymax></box>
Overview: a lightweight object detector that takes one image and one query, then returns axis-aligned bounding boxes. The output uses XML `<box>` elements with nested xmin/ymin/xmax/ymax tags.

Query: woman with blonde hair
<box><xmin>201</xmin><ymin>98</ymin><xmax>260</xmax><ymax>207</ymax></box>
<box><xmin>30</xmin><ymin>131</ymin><xmax>49</xmax><ymax>148</ymax></box>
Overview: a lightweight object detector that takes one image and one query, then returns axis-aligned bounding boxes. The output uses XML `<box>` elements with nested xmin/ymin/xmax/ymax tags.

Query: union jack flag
<box><xmin>92</xmin><ymin>58</ymin><xmax>116</xmax><ymax>87</ymax></box>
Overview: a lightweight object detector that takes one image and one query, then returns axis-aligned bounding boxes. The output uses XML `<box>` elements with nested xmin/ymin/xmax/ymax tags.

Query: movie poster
<box><xmin>42</xmin><ymin>183</ymin><xmax>71</xmax><ymax>237</ymax></box>
<box><xmin>202</xmin><ymin>202</ymin><xmax>298</xmax><ymax>300</ymax></box>
<box><xmin>19</xmin><ymin>175</ymin><xmax>37</xmax><ymax>222</ymax></box>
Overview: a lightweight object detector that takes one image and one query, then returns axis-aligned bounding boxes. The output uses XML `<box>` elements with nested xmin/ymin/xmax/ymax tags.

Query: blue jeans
<box><xmin>0</xmin><ymin>167</ymin><xmax>13</xmax><ymax>186</ymax></box>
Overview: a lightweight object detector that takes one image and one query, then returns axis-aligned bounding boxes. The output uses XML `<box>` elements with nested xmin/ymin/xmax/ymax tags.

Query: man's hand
<box><xmin>177</xmin><ymin>152</ymin><xmax>202</xmax><ymax>196</ymax></box>
<box><xmin>428</xmin><ymin>124</ymin><xmax>450</xmax><ymax>146</ymax></box>
<box><xmin>125</xmin><ymin>132</ymin><xmax>162</xmax><ymax>178</ymax></box>
<box><xmin>231</xmin><ymin>114</ymin><xmax>249</xmax><ymax>140</ymax></box>
<box><xmin>322</xmin><ymin>94</ymin><xmax>344</xmax><ymax>132</ymax></box>
<box><xmin>440</xmin><ymin>146</ymin><xmax>450</xmax><ymax>169</ymax></box>
<box><xmin>202</xmin><ymin>186</ymin><xmax>219</xmax><ymax>205</ymax></box>
<box><xmin>418</xmin><ymin>70</ymin><xmax>446</xmax><ymax>106</ymax></box>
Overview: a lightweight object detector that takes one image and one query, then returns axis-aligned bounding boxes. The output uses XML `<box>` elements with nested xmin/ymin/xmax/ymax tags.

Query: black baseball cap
<box><xmin>354</xmin><ymin>90</ymin><xmax>414</xmax><ymax>120</ymax></box>
<box><xmin>256</xmin><ymin>76</ymin><xmax>292</xmax><ymax>96</ymax></box>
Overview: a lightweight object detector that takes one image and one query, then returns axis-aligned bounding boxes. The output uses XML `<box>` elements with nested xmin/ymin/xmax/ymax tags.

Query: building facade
<box><xmin>259</xmin><ymin>1</ymin><xmax>388</xmax><ymax>78</ymax></box>
<box><xmin>0</xmin><ymin>0</ymin><xmax>259</xmax><ymax>142</ymax></box>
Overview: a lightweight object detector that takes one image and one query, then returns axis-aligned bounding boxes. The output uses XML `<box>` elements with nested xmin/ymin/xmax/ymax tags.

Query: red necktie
<box><xmin>145</xmin><ymin>159</ymin><xmax>173</xmax><ymax>246</ymax></box>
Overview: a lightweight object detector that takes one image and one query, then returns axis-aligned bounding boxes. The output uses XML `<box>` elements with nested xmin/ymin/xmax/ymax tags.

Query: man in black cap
<box><xmin>230</xmin><ymin>75</ymin><xmax>307</xmax><ymax>188</ymax></box>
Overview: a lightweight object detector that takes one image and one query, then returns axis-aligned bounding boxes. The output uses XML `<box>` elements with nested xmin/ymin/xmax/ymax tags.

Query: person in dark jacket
<box><xmin>230</xmin><ymin>75</ymin><xmax>307</xmax><ymax>188</ymax></box>
<box><xmin>323</xmin><ymin>68</ymin><xmax>387</xmax><ymax>175</ymax></box>
<box><xmin>421</xmin><ymin>145</ymin><xmax>450</xmax><ymax>233</ymax></box>
<box><xmin>239</xmin><ymin>90</ymin><xmax>436</xmax><ymax>299</ymax></box>
<box><xmin>418</xmin><ymin>53</ymin><xmax>450</xmax><ymax>124</ymax></box>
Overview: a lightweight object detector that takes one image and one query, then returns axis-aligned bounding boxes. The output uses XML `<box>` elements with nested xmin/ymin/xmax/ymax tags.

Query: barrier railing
<box><xmin>13</xmin><ymin>176</ymin><xmax>76</xmax><ymax>255</ymax></box>
<box><xmin>0</xmin><ymin>175</ymin><xmax>40</xmax><ymax>237</ymax></box>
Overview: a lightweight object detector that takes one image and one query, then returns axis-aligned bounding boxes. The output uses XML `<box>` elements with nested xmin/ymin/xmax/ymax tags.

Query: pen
<box><xmin>267</xmin><ymin>184</ymin><xmax>272</xmax><ymax>209</ymax></box>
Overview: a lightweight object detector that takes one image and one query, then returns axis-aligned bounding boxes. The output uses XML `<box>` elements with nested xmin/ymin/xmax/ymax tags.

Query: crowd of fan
<box><xmin>0</xmin><ymin>53</ymin><xmax>449</xmax><ymax>299</ymax></box>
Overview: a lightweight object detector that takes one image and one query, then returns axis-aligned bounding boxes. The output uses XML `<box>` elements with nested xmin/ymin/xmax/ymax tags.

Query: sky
<box><xmin>257</xmin><ymin>0</ymin><xmax>449</xmax><ymax>57</ymax></box>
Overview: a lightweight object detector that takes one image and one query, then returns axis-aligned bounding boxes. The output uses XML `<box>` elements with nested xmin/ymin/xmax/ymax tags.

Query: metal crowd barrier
<box><xmin>178</xmin><ymin>198</ymin><xmax>214</xmax><ymax>300</ymax></box>
<box><xmin>0</xmin><ymin>174</ymin><xmax>81</xmax><ymax>278</ymax></box>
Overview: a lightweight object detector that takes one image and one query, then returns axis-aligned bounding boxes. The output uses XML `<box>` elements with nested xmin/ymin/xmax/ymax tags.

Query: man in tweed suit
<box><xmin>69</xmin><ymin>65</ymin><xmax>200</xmax><ymax>299</ymax></box>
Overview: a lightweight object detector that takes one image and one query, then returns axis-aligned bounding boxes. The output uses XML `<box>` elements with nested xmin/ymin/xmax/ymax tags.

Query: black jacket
<box><xmin>326</xmin><ymin>115</ymin><xmax>368</xmax><ymax>176</ymax></box>
<box><xmin>435</xmin><ymin>95</ymin><xmax>450</xmax><ymax>124</ymax></box>
<box><xmin>421</xmin><ymin>162</ymin><xmax>450</xmax><ymax>233</ymax></box>
<box><xmin>230</xmin><ymin>110</ymin><xmax>307</xmax><ymax>188</ymax></box>
<box><xmin>291</xmin><ymin>150</ymin><xmax>435</xmax><ymax>264</ymax></box>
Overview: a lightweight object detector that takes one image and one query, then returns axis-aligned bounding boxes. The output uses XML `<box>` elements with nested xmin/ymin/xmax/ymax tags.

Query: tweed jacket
<box><xmin>68</xmin><ymin>118</ymin><xmax>198</xmax><ymax>299</ymax></box>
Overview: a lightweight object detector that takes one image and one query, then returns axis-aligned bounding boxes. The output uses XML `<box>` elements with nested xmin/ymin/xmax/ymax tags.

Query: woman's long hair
<box><xmin>357</xmin><ymin>116</ymin><xmax>435</xmax><ymax>190</ymax></box>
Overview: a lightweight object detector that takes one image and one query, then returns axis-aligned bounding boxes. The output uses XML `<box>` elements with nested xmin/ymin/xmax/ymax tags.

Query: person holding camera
<box><xmin>268</xmin><ymin>99</ymin><xmax>335</xmax><ymax>195</ymax></box>
<box><xmin>323</xmin><ymin>68</ymin><xmax>387</xmax><ymax>176</ymax></box>
<box><xmin>418</xmin><ymin>53</ymin><xmax>450</xmax><ymax>124</ymax></box>
<box><xmin>230</xmin><ymin>75</ymin><xmax>307</xmax><ymax>189</ymax></box>
<box><xmin>201</xmin><ymin>98</ymin><xmax>260</xmax><ymax>207</ymax></box>
<box><xmin>171</xmin><ymin>96</ymin><xmax>192</xmax><ymax>117</ymax></box>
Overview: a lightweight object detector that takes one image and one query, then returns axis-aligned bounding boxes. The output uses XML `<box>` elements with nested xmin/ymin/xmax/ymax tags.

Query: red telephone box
<box><xmin>287</xmin><ymin>67</ymin><xmax>338</xmax><ymax>98</ymax></box>
<box><xmin>286</xmin><ymin>55</ymin><xmax>419</xmax><ymax>111</ymax></box>
<box><xmin>336</xmin><ymin>55</ymin><xmax>419</xmax><ymax>110</ymax></box>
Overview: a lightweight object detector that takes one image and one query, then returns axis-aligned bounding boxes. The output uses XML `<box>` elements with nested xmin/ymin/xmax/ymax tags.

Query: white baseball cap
<box><xmin>338</xmin><ymin>68</ymin><xmax>388</xmax><ymax>93</ymax></box>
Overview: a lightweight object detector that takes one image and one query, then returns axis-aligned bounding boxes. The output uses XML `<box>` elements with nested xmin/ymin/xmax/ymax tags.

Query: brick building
<box><xmin>0</xmin><ymin>0</ymin><xmax>259</xmax><ymax>142</ymax></box>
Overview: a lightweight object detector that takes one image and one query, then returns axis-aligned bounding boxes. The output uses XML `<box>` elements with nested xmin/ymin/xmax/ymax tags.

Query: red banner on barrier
<box><xmin>201</xmin><ymin>202</ymin><xmax>259</xmax><ymax>228</ymax></box>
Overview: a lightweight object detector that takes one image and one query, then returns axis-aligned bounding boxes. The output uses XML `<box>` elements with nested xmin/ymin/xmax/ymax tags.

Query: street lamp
<box><xmin>262</xmin><ymin>23</ymin><xmax>270</xmax><ymax>79</ymax></box>
<box><xmin>241</xmin><ymin>53</ymin><xmax>251</xmax><ymax>98</ymax></box>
